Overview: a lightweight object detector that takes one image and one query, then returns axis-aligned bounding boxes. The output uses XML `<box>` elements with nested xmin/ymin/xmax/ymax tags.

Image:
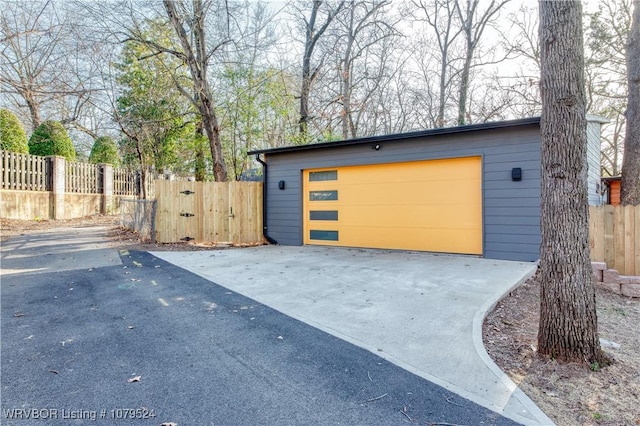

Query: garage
<box><xmin>248</xmin><ymin>116</ymin><xmax>605</xmax><ymax>262</ymax></box>
<box><xmin>303</xmin><ymin>157</ymin><xmax>482</xmax><ymax>254</ymax></box>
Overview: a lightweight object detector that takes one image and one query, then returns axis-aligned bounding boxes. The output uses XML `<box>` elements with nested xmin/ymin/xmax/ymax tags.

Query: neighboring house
<box><xmin>248</xmin><ymin>116</ymin><xmax>606</xmax><ymax>262</ymax></box>
<box><xmin>587</xmin><ymin>115</ymin><xmax>609</xmax><ymax>206</ymax></box>
<box><xmin>601</xmin><ymin>176</ymin><xmax>622</xmax><ymax>205</ymax></box>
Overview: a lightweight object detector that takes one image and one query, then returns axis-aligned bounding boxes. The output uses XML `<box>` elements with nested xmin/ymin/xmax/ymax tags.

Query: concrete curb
<box><xmin>471</xmin><ymin>266</ymin><xmax>556</xmax><ymax>426</ymax></box>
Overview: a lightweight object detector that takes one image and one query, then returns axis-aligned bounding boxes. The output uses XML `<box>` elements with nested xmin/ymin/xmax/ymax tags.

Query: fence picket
<box><xmin>590</xmin><ymin>205</ymin><xmax>640</xmax><ymax>276</ymax></box>
<box><xmin>154</xmin><ymin>180</ymin><xmax>263</xmax><ymax>245</ymax></box>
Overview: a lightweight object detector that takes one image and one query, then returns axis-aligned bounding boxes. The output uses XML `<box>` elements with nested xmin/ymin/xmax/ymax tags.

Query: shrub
<box><xmin>28</xmin><ymin>120</ymin><xmax>76</xmax><ymax>161</ymax></box>
<box><xmin>0</xmin><ymin>109</ymin><xmax>29</xmax><ymax>153</ymax></box>
<box><xmin>89</xmin><ymin>136</ymin><xmax>120</xmax><ymax>166</ymax></box>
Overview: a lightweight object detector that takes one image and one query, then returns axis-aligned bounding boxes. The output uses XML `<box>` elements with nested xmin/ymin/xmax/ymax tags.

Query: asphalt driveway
<box><xmin>154</xmin><ymin>246</ymin><xmax>552</xmax><ymax>425</ymax></box>
<box><xmin>1</xmin><ymin>228</ymin><xmax>552</xmax><ymax>425</ymax></box>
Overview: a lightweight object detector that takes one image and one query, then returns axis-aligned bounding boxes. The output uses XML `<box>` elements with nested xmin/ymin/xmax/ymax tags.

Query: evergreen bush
<box><xmin>28</xmin><ymin>121</ymin><xmax>76</xmax><ymax>161</ymax></box>
<box><xmin>0</xmin><ymin>109</ymin><xmax>29</xmax><ymax>153</ymax></box>
<box><xmin>89</xmin><ymin>136</ymin><xmax>120</xmax><ymax>166</ymax></box>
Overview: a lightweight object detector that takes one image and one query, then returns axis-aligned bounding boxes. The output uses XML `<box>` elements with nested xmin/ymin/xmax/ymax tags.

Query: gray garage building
<box><xmin>248</xmin><ymin>116</ymin><xmax>604</xmax><ymax>262</ymax></box>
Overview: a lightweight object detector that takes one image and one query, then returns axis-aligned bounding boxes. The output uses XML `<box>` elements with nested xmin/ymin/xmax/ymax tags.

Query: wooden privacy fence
<box><xmin>155</xmin><ymin>180</ymin><xmax>264</xmax><ymax>245</ymax></box>
<box><xmin>590</xmin><ymin>205</ymin><xmax>640</xmax><ymax>276</ymax></box>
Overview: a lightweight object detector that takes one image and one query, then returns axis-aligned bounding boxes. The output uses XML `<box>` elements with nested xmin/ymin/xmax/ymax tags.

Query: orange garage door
<box><xmin>303</xmin><ymin>157</ymin><xmax>482</xmax><ymax>254</ymax></box>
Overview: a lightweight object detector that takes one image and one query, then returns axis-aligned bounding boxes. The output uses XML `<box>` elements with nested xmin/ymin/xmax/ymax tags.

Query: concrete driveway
<box><xmin>154</xmin><ymin>246</ymin><xmax>553</xmax><ymax>426</ymax></box>
<box><xmin>2</xmin><ymin>228</ymin><xmax>542</xmax><ymax>425</ymax></box>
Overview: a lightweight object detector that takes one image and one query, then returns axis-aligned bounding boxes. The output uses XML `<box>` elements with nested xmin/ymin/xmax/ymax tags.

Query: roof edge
<box><xmin>248</xmin><ymin>116</ymin><xmax>541</xmax><ymax>156</ymax></box>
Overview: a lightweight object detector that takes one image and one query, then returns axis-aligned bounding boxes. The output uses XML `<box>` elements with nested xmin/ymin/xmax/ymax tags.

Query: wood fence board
<box><xmin>636</xmin><ymin>206</ymin><xmax>640</xmax><ymax>276</ymax></box>
<box><xmin>589</xmin><ymin>205</ymin><xmax>640</xmax><ymax>276</ymax></box>
<box><xmin>603</xmin><ymin>205</ymin><xmax>615</xmax><ymax>269</ymax></box>
<box><xmin>614</xmin><ymin>206</ymin><xmax>626</xmax><ymax>273</ymax></box>
<box><xmin>624</xmin><ymin>206</ymin><xmax>635</xmax><ymax>275</ymax></box>
<box><xmin>154</xmin><ymin>180</ymin><xmax>263</xmax><ymax>245</ymax></box>
<box><xmin>194</xmin><ymin>181</ymin><xmax>204</xmax><ymax>241</ymax></box>
<box><xmin>178</xmin><ymin>181</ymin><xmax>198</xmax><ymax>242</ymax></box>
<box><xmin>589</xmin><ymin>206</ymin><xmax>602</xmax><ymax>261</ymax></box>
<box><xmin>212</xmin><ymin>183</ymin><xmax>230</xmax><ymax>241</ymax></box>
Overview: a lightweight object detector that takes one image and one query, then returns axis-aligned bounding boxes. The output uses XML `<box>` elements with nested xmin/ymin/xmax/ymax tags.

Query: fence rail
<box><xmin>0</xmin><ymin>150</ymin><xmax>151</xmax><ymax>219</ymax></box>
<box><xmin>65</xmin><ymin>161</ymin><xmax>99</xmax><ymax>194</ymax></box>
<box><xmin>0</xmin><ymin>150</ymin><xmax>142</xmax><ymax>197</ymax></box>
<box><xmin>1</xmin><ymin>150</ymin><xmax>49</xmax><ymax>191</ymax></box>
<box><xmin>590</xmin><ymin>205</ymin><xmax>640</xmax><ymax>276</ymax></box>
<box><xmin>114</xmin><ymin>168</ymin><xmax>139</xmax><ymax>196</ymax></box>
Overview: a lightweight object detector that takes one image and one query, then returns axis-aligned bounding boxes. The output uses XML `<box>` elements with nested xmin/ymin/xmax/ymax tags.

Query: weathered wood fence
<box><xmin>154</xmin><ymin>180</ymin><xmax>264</xmax><ymax>245</ymax></box>
<box><xmin>590</xmin><ymin>205</ymin><xmax>640</xmax><ymax>276</ymax></box>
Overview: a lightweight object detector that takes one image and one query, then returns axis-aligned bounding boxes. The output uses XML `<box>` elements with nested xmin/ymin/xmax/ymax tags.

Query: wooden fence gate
<box><xmin>155</xmin><ymin>180</ymin><xmax>264</xmax><ymax>245</ymax></box>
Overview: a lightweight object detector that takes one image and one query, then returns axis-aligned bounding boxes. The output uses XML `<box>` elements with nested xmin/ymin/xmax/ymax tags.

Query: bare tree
<box><xmin>454</xmin><ymin>0</ymin><xmax>510</xmax><ymax>125</ymax></box>
<box><xmin>295</xmin><ymin>0</ymin><xmax>344</xmax><ymax>140</ymax></box>
<box><xmin>162</xmin><ymin>0</ymin><xmax>228</xmax><ymax>181</ymax></box>
<box><xmin>538</xmin><ymin>0</ymin><xmax>605</xmax><ymax>365</ymax></box>
<box><xmin>332</xmin><ymin>0</ymin><xmax>399</xmax><ymax>139</ymax></box>
<box><xmin>621</xmin><ymin>0</ymin><xmax>640</xmax><ymax>204</ymax></box>
<box><xmin>585</xmin><ymin>0</ymin><xmax>632</xmax><ymax>177</ymax></box>
<box><xmin>412</xmin><ymin>0</ymin><xmax>463</xmax><ymax>128</ymax></box>
<box><xmin>1</xmin><ymin>1</ymin><xmax>77</xmax><ymax>131</ymax></box>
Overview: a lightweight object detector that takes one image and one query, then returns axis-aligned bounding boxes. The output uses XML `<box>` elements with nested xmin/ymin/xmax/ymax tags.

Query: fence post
<box><xmin>48</xmin><ymin>156</ymin><xmax>66</xmax><ymax>219</ymax></box>
<box><xmin>100</xmin><ymin>163</ymin><xmax>114</xmax><ymax>214</ymax></box>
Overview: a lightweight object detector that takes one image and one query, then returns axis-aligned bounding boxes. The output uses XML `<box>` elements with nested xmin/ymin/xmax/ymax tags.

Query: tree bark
<box><xmin>537</xmin><ymin>0</ymin><xmax>605</xmax><ymax>365</ymax></box>
<box><xmin>163</xmin><ymin>0</ymin><xmax>228</xmax><ymax>182</ymax></box>
<box><xmin>621</xmin><ymin>0</ymin><xmax>640</xmax><ymax>205</ymax></box>
<box><xmin>341</xmin><ymin>6</ymin><xmax>355</xmax><ymax>139</ymax></box>
<box><xmin>299</xmin><ymin>0</ymin><xmax>344</xmax><ymax>141</ymax></box>
<box><xmin>300</xmin><ymin>1</ymin><xmax>321</xmax><ymax>139</ymax></box>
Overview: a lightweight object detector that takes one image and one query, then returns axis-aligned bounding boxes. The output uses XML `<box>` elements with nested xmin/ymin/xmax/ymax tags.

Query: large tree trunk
<box><xmin>299</xmin><ymin>1</ymin><xmax>321</xmax><ymax>140</ymax></box>
<box><xmin>298</xmin><ymin>1</ymin><xmax>344</xmax><ymax>141</ymax></box>
<box><xmin>537</xmin><ymin>0</ymin><xmax>605</xmax><ymax>365</ymax></box>
<box><xmin>621</xmin><ymin>0</ymin><xmax>640</xmax><ymax>205</ymax></box>
<box><xmin>194</xmin><ymin>120</ymin><xmax>206</xmax><ymax>182</ymax></box>
<box><xmin>164</xmin><ymin>0</ymin><xmax>228</xmax><ymax>182</ymax></box>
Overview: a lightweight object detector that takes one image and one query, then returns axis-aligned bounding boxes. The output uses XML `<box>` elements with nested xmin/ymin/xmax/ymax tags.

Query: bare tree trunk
<box><xmin>194</xmin><ymin>120</ymin><xmax>205</xmax><ymax>182</ymax></box>
<box><xmin>538</xmin><ymin>0</ymin><xmax>605</xmax><ymax>365</ymax></box>
<box><xmin>299</xmin><ymin>0</ymin><xmax>344</xmax><ymax>140</ymax></box>
<box><xmin>414</xmin><ymin>0</ymin><xmax>461</xmax><ymax>128</ymax></box>
<box><xmin>163</xmin><ymin>0</ymin><xmax>228</xmax><ymax>182</ymax></box>
<box><xmin>455</xmin><ymin>0</ymin><xmax>510</xmax><ymax>126</ymax></box>
<box><xmin>340</xmin><ymin>8</ymin><xmax>355</xmax><ymax>139</ymax></box>
<box><xmin>300</xmin><ymin>1</ymin><xmax>321</xmax><ymax>139</ymax></box>
<box><xmin>621</xmin><ymin>0</ymin><xmax>640</xmax><ymax>205</ymax></box>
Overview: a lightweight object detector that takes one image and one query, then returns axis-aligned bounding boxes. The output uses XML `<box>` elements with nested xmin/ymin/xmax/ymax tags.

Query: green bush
<box><xmin>0</xmin><ymin>109</ymin><xmax>29</xmax><ymax>153</ymax></box>
<box><xmin>89</xmin><ymin>136</ymin><xmax>120</xmax><ymax>166</ymax></box>
<box><xmin>28</xmin><ymin>120</ymin><xmax>76</xmax><ymax>161</ymax></box>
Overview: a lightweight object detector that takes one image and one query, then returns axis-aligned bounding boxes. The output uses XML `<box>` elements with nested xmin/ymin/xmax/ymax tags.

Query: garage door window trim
<box><xmin>309</xmin><ymin>170</ymin><xmax>338</xmax><ymax>181</ymax></box>
<box><xmin>309</xmin><ymin>230</ymin><xmax>339</xmax><ymax>241</ymax></box>
<box><xmin>309</xmin><ymin>210</ymin><xmax>339</xmax><ymax>221</ymax></box>
<box><xmin>309</xmin><ymin>190</ymin><xmax>338</xmax><ymax>201</ymax></box>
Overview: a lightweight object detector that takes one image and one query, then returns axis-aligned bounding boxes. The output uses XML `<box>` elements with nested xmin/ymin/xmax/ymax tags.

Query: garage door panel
<box><xmin>339</xmin><ymin>182</ymin><xmax>479</xmax><ymax>206</ymax></box>
<box><xmin>303</xmin><ymin>157</ymin><xmax>482</xmax><ymax>255</ymax></box>
<box><xmin>338</xmin><ymin>205</ymin><xmax>481</xmax><ymax>229</ymax></box>
<box><xmin>338</xmin><ymin>226</ymin><xmax>482</xmax><ymax>253</ymax></box>
<box><xmin>339</xmin><ymin>159</ymin><xmax>480</xmax><ymax>183</ymax></box>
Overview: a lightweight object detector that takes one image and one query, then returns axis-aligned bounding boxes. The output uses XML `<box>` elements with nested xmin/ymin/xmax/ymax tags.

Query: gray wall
<box><xmin>263</xmin><ymin>123</ymin><xmax>542</xmax><ymax>262</ymax></box>
<box><xmin>586</xmin><ymin>116</ymin><xmax>606</xmax><ymax>205</ymax></box>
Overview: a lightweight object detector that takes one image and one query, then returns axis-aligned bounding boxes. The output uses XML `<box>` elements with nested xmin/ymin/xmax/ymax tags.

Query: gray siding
<box><xmin>263</xmin><ymin>124</ymin><xmax>542</xmax><ymax>262</ymax></box>
<box><xmin>586</xmin><ymin>116</ymin><xmax>606</xmax><ymax>205</ymax></box>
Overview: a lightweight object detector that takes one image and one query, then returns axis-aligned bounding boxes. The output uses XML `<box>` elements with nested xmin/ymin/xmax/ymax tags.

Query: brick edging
<box><xmin>592</xmin><ymin>262</ymin><xmax>640</xmax><ymax>298</ymax></box>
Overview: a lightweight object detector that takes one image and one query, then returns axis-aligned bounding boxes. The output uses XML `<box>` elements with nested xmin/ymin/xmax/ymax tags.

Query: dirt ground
<box><xmin>484</xmin><ymin>274</ymin><xmax>640</xmax><ymax>426</ymax></box>
<box><xmin>2</xmin><ymin>215</ymin><xmax>639</xmax><ymax>425</ymax></box>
